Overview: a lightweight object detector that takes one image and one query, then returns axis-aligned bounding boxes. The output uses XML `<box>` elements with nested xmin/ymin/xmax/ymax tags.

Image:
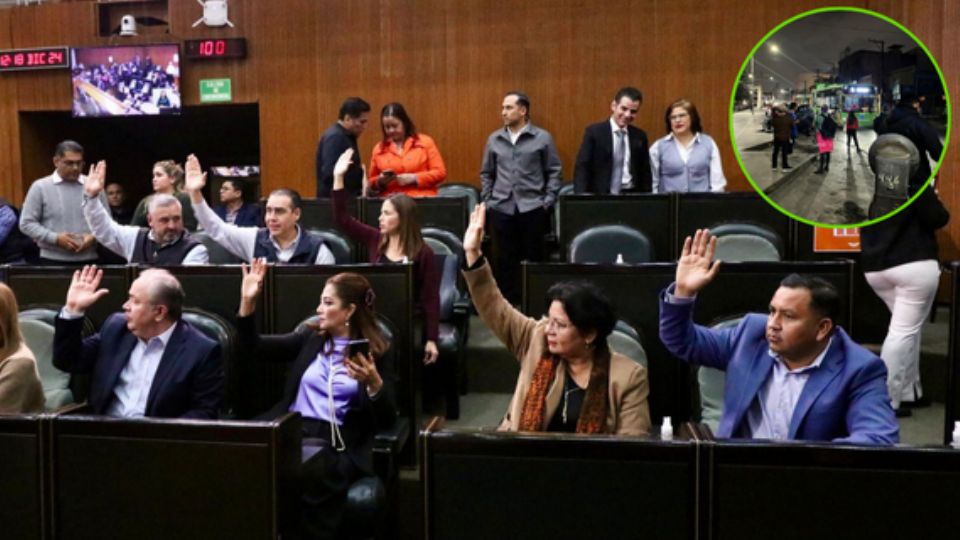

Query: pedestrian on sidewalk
<box><xmin>770</xmin><ymin>104</ymin><xmax>793</xmax><ymax>172</ymax></box>
<box><xmin>846</xmin><ymin>110</ymin><xmax>862</xmax><ymax>153</ymax></box>
<box><xmin>814</xmin><ymin>106</ymin><xmax>837</xmax><ymax>174</ymax></box>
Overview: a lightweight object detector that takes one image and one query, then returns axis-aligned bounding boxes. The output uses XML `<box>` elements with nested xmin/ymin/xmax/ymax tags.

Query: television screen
<box><xmin>70</xmin><ymin>44</ymin><xmax>181</xmax><ymax>117</ymax></box>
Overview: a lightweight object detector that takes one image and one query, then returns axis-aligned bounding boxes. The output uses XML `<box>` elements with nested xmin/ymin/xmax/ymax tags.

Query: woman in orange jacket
<box><xmin>368</xmin><ymin>102</ymin><xmax>447</xmax><ymax>197</ymax></box>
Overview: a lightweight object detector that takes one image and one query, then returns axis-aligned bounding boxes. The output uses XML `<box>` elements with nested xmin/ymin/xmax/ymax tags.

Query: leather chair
<box><xmin>568</xmin><ymin>224</ymin><xmax>654</xmax><ymax>264</ymax></box>
<box><xmin>310</xmin><ymin>228</ymin><xmax>354</xmax><ymax>264</ymax></box>
<box><xmin>181</xmin><ymin>307</ymin><xmax>239</xmax><ymax>418</ymax></box>
<box><xmin>607</xmin><ymin>320</ymin><xmax>648</xmax><ymax>369</ymax></box>
<box><xmin>19</xmin><ymin>305</ymin><xmax>96</xmax><ymax>408</ymax></box>
<box><xmin>710</xmin><ymin>223</ymin><xmax>783</xmax><ymax>262</ymax></box>
<box><xmin>693</xmin><ymin>316</ymin><xmax>742</xmax><ymax>432</ymax></box>
<box><xmin>437</xmin><ymin>183</ymin><xmax>480</xmax><ymax>213</ymax></box>
<box><xmin>191</xmin><ymin>231</ymin><xmax>243</xmax><ymax>264</ymax></box>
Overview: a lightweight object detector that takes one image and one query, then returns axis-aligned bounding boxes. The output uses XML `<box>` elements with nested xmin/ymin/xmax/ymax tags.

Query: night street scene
<box><xmin>732</xmin><ymin>10</ymin><xmax>948</xmax><ymax>225</ymax></box>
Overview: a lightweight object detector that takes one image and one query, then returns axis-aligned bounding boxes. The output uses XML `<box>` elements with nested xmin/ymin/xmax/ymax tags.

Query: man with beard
<box><xmin>82</xmin><ymin>160</ymin><xmax>208</xmax><ymax>265</ymax></box>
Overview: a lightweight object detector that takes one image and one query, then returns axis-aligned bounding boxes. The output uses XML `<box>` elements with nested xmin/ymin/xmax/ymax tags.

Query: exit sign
<box><xmin>199</xmin><ymin>78</ymin><xmax>232</xmax><ymax>103</ymax></box>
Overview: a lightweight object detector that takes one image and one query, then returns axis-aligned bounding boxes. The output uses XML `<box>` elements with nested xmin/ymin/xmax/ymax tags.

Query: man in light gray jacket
<box><xmin>479</xmin><ymin>91</ymin><xmax>562</xmax><ymax>302</ymax></box>
<box><xmin>20</xmin><ymin>140</ymin><xmax>106</xmax><ymax>265</ymax></box>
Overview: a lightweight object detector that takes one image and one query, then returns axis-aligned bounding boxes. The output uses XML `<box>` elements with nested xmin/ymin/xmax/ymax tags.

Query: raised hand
<box><xmin>675</xmin><ymin>229</ymin><xmax>721</xmax><ymax>298</ymax></box>
<box><xmin>84</xmin><ymin>160</ymin><xmax>107</xmax><ymax>197</ymax></box>
<box><xmin>463</xmin><ymin>202</ymin><xmax>486</xmax><ymax>266</ymax></box>
<box><xmin>184</xmin><ymin>154</ymin><xmax>207</xmax><ymax>194</ymax></box>
<box><xmin>65</xmin><ymin>265</ymin><xmax>110</xmax><ymax>314</ymax></box>
<box><xmin>238</xmin><ymin>257</ymin><xmax>268</xmax><ymax>317</ymax></box>
<box><xmin>423</xmin><ymin>340</ymin><xmax>439</xmax><ymax>365</ymax></box>
<box><xmin>345</xmin><ymin>352</ymin><xmax>383</xmax><ymax>396</ymax></box>
<box><xmin>333</xmin><ymin>148</ymin><xmax>354</xmax><ymax>179</ymax></box>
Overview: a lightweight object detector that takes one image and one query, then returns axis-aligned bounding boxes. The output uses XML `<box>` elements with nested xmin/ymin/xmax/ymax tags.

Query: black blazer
<box><xmin>573</xmin><ymin>121</ymin><xmax>652</xmax><ymax>194</ymax></box>
<box><xmin>53</xmin><ymin>313</ymin><xmax>224</xmax><ymax>419</ymax></box>
<box><xmin>213</xmin><ymin>202</ymin><xmax>262</xmax><ymax>228</ymax></box>
<box><xmin>236</xmin><ymin>315</ymin><xmax>397</xmax><ymax>474</ymax></box>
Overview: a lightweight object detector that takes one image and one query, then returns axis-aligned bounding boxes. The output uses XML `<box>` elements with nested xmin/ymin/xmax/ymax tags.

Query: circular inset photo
<box><xmin>730</xmin><ymin>7</ymin><xmax>950</xmax><ymax>227</ymax></box>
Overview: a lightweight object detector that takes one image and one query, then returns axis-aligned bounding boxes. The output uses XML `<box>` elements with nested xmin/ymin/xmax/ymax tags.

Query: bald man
<box><xmin>53</xmin><ymin>266</ymin><xmax>224</xmax><ymax>419</ymax></box>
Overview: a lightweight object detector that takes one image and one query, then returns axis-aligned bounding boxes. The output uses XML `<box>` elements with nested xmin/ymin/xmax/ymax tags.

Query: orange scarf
<box><xmin>518</xmin><ymin>353</ymin><xmax>609</xmax><ymax>433</ymax></box>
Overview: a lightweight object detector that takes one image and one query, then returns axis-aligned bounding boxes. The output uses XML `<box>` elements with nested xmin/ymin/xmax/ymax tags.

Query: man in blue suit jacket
<box><xmin>659</xmin><ymin>230</ymin><xmax>898</xmax><ymax>445</ymax></box>
<box><xmin>53</xmin><ymin>266</ymin><xmax>224</xmax><ymax>419</ymax></box>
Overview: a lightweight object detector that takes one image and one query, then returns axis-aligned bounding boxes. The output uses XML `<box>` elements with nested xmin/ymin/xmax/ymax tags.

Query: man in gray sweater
<box><xmin>20</xmin><ymin>140</ymin><xmax>105</xmax><ymax>265</ymax></box>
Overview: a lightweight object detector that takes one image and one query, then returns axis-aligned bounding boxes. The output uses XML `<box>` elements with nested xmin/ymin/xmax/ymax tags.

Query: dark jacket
<box><xmin>236</xmin><ymin>314</ymin><xmax>397</xmax><ymax>474</ymax></box>
<box><xmin>53</xmin><ymin>313</ymin><xmax>224</xmax><ymax>419</ymax></box>
<box><xmin>875</xmin><ymin>105</ymin><xmax>943</xmax><ymax>190</ymax></box>
<box><xmin>131</xmin><ymin>229</ymin><xmax>203</xmax><ymax>265</ymax></box>
<box><xmin>213</xmin><ymin>202</ymin><xmax>262</xmax><ymax>228</ymax></box>
<box><xmin>332</xmin><ymin>189</ymin><xmax>440</xmax><ymax>342</ymax></box>
<box><xmin>573</xmin><ymin>121</ymin><xmax>652</xmax><ymax>194</ymax></box>
<box><xmin>771</xmin><ymin>112</ymin><xmax>793</xmax><ymax>143</ymax></box>
<box><xmin>316</xmin><ymin>123</ymin><xmax>362</xmax><ymax>198</ymax></box>
<box><xmin>860</xmin><ymin>186</ymin><xmax>949</xmax><ymax>272</ymax></box>
<box><xmin>253</xmin><ymin>227</ymin><xmax>327</xmax><ymax>264</ymax></box>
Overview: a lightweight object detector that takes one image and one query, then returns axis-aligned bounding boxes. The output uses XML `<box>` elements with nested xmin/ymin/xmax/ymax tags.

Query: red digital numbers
<box><xmin>0</xmin><ymin>47</ymin><xmax>69</xmax><ymax>72</ymax></box>
<box><xmin>199</xmin><ymin>40</ymin><xmax>227</xmax><ymax>56</ymax></box>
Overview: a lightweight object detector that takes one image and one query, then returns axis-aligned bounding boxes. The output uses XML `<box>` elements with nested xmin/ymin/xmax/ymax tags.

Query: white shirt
<box><xmin>609</xmin><ymin>118</ymin><xmax>632</xmax><ymax>187</ymax></box>
<box><xmin>649</xmin><ymin>132</ymin><xmax>727</xmax><ymax>193</ymax></box>
<box><xmin>508</xmin><ymin>123</ymin><xmax>529</xmax><ymax>145</ymax></box>
<box><xmin>106</xmin><ymin>322</ymin><xmax>179</xmax><ymax>418</ymax></box>
<box><xmin>83</xmin><ymin>195</ymin><xmax>208</xmax><ymax>265</ymax></box>
<box><xmin>192</xmin><ymin>198</ymin><xmax>335</xmax><ymax>264</ymax></box>
<box><xmin>747</xmin><ymin>338</ymin><xmax>832</xmax><ymax>440</ymax></box>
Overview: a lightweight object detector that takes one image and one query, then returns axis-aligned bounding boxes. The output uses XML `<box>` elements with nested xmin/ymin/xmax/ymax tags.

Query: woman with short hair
<box><xmin>650</xmin><ymin>99</ymin><xmax>726</xmax><ymax>193</ymax></box>
<box><xmin>461</xmin><ymin>203</ymin><xmax>651</xmax><ymax>435</ymax></box>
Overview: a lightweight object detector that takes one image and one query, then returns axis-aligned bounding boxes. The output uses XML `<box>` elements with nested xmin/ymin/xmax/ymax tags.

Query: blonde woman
<box><xmin>131</xmin><ymin>160</ymin><xmax>198</xmax><ymax>231</ymax></box>
<box><xmin>0</xmin><ymin>283</ymin><xmax>44</xmax><ymax>413</ymax></box>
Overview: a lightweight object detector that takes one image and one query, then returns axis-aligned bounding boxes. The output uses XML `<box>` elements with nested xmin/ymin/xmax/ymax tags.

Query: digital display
<box><xmin>184</xmin><ymin>38</ymin><xmax>247</xmax><ymax>60</ymax></box>
<box><xmin>0</xmin><ymin>47</ymin><xmax>70</xmax><ymax>72</ymax></box>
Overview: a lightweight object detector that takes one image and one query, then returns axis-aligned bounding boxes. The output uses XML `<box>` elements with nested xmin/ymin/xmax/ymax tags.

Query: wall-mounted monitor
<box><xmin>70</xmin><ymin>44</ymin><xmax>181</xmax><ymax>118</ymax></box>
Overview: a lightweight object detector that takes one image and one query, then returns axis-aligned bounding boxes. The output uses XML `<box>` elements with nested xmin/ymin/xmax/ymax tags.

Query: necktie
<box><xmin>611</xmin><ymin>130</ymin><xmax>625</xmax><ymax>194</ymax></box>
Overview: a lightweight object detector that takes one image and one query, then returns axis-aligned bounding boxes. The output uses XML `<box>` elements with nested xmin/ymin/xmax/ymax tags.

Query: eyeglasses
<box><xmin>59</xmin><ymin>159</ymin><xmax>84</xmax><ymax>168</ymax></box>
<box><xmin>546</xmin><ymin>318</ymin><xmax>571</xmax><ymax>331</ymax></box>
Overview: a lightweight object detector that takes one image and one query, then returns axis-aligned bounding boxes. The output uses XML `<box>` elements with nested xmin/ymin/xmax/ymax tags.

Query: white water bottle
<box><xmin>952</xmin><ymin>421</ymin><xmax>960</xmax><ymax>449</ymax></box>
<box><xmin>660</xmin><ymin>416</ymin><xmax>673</xmax><ymax>441</ymax></box>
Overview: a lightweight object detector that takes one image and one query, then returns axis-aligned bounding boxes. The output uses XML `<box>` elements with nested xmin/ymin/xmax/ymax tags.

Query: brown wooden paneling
<box><xmin>0</xmin><ymin>0</ymin><xmax>957</xmax><ymax>253</ymax></box>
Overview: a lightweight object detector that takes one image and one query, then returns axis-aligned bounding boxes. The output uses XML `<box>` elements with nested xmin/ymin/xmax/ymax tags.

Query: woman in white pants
<box><xmin>861</xmin><ymin>187</ymin><xmax>949</xmax><ymax>415</ymax></box>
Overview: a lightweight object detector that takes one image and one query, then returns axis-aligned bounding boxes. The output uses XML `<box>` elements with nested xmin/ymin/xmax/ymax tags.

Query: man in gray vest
<box><xmin>19</xmin><ymin>140</ymin><xmax>105</xmax><ymax>265</ymax></box>
<box><xmin>82</xmin><ymin>160</ymin><xmax>208</xmax><ymax>265</ymax></box>
<box><xmin>480</xmin><ymin>91</ymin><xmax>562</xmax><ymax>302</ymax></box>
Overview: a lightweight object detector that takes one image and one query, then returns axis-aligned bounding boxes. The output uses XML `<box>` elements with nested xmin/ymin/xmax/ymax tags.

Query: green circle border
<box><xmin>728</xmin><ymin>6</ymin><xmax>952</xmax><ymax>229</ymax></box>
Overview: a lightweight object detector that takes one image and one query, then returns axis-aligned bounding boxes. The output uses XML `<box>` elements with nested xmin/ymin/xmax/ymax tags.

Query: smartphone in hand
<box><xmin>348</xmin><ymin>339</ymin><xmax>370</xmax><ymax>358</ymax></box>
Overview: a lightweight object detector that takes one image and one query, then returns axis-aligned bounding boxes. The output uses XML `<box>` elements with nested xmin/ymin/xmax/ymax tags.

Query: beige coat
<box><xmin>465</xmin><ymin>261</ymin><xmax>651</xmax><ymax>435</ymax></box>
<box><xmin>0</xmin><ymin>342</ymin><xmax>45</xmax><ymax>414</ymax></box>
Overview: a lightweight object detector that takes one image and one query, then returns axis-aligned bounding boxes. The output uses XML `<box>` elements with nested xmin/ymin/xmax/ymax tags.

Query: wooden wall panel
<box><xmin>0</xmin><ymin>0</ymin><xmax>957</xmax><ymax>254</ymax></box>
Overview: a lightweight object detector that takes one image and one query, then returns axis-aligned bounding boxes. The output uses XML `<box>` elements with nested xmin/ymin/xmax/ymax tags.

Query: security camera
<box><xmin>193</xmin><ymin>0</ymin><xmax>234</xmax><ymax>28</ymax></box>
<box><xmin>120</xmin><ymin>14</ymin><xmax>138</xmax><ymax>36</ymax></box>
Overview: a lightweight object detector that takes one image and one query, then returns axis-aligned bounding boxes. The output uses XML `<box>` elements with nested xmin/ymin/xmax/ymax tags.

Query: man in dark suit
<box><xmin>316</xmin><ymin>97</ymin><xmax>371</xmax><ymax>197</ymax></box>
<box><xmin>573</xmin><ymin>87</ymin><xmax>652</xmax><ymax>194</ymax></box>
<box><xmin>54</xmin><ymin>265</ymin><xmax>224</xmax><ymax>419</ymax></box>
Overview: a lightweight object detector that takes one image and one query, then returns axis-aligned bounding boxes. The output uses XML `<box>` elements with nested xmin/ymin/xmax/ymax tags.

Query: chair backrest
<box><xmin>434</xmin><ymin>253</ymin><xmax>460</xmax><ymax>320</ymax></box>
<box><xmin>607</xmin><ymin>320</ymin><xmax>647</xmax><ymax>368</ymax></box>
<box><xmin>554</xmin><ymin>183</ymin><xmax>577</xmax><ymax>238</ymax></box>
<box><xmin>437</xmin><ymin>183</ymin><xmax>480</xmax><ymax>212</ymax></box>
<box><xmin>710</xmin><ymin>223</ymin><xmax>783</xmax><ymax>262</ymax></box>
<box><xmin>695</xmin><ymin>315</ymin><xmax>742</xmax><ymax>431</ymax></box>
<box><xmin>422</xmin><ymin>227</ymin><xmax>464</xmax><ymax>267</ymax></box>
<box><xmin>181</xmin><ymin>307</ymin><xmax>239</xmax><ymax>417</ymax></box>
<box><xmin>18</xmin><ymin>318</ymin><xmax>73</xmax><ymax>410</ymax></box>
<box><xmin>309</xmin><ymin>228</ymin><xmax>354</xmax><ymax>264</ymax></box>
<box><xmin>191</xmin><ymin>231</ymin><xmax>243</xmax><ymax>264</ymax></box>
<box><xmin>568</xmin><ymin>224</ymin><xmax>654</xmax><ymax>263</ymax></box>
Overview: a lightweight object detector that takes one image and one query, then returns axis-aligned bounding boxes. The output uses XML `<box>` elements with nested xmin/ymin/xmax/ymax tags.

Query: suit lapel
<box><xmin>144</xmin><ymin>323</ymin><xmax>187</xmax><ymax>414</ymax></box>
<box><xmin>788</xmin><ymin>340</ymin><xmax>842</xmax><ymax>438</ymax></box>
